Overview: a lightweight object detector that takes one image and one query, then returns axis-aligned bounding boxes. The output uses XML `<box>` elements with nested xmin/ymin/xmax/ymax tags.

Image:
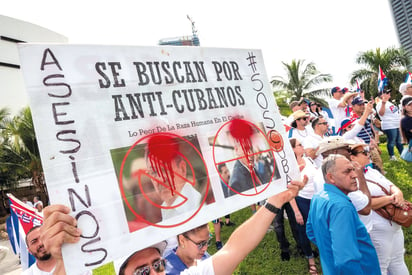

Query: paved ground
<box><xmin>0</xmin><ymin>239</ymin><xmax>22</xmax><ymax>275</ymax></box>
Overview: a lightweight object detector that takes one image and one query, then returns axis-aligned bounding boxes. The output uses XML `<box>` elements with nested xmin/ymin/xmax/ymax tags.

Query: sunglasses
<box><xmin>318</xmin><ymin>122</ymin><xmax>328</xmax><ymax>125</ymax></box>
<box><xmin>133</xmin><ymin>259</ymin><xmax>166</xmax><ymax>275</ymax></box>
<box><xmin>184</xmin><ymin>235</ymin><xmax>211</xmax><ymax>250</ymax></box>
<box><xmin>298</xmin><ymin>117</ymin><xmax>308</xmax><ymax>121</ymax></box>
<box><xmin>352</xmin><ymin>150</ymin><xmax>370</xmax><ymax>156</ymax></box>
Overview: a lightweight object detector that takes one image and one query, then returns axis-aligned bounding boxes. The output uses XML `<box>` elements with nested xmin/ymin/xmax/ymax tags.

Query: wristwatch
<box><xmin>264</xmin><ymin>201</ymin><xmax>281</xmax><ymax>214</ymax></box>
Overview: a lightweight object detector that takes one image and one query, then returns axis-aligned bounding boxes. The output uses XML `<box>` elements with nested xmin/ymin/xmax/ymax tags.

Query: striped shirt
<box><xmin>350</xmin><ymin>114</ymin><xmax>374</xmax><ymax>144</ymax></box>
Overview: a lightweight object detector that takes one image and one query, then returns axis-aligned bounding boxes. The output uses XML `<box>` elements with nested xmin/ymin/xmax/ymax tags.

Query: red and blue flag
<box><xmin>7</xmin><ymin>193</ymin><xmax>43</xmax><ymax>271</ymax></box>
<box><xmin>378</xmin><ymin>65</ymin><xmax>387</xmax><ymax>92</ymax></box>
<box><xmin>405</xmin><ymin>72</ymin><xmax>412</xmax><ymax>83</ymax></box>
<box><xmin>356</xmin><ymin>79</ymin><xmax>361</xmax><ymax>93</ymax></box>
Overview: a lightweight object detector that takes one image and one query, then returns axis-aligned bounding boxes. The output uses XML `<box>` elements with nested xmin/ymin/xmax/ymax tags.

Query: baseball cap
<box><xmin>402</xmin><ymin>96</ymin><xmax>412</xmax><ymax>106</ymax></box>
<box><xmin>118</xmin><ymin>241</ymin><xmax>167</xmax><ymax>274</ymax></box>
<box><xmin>331</xmin><ymin>86</ymin><xmax>341</xmax><ymax>95</ymax></box>
<box><xmin>351</xmin><ymin>96</ymin><xmax>367</xmax><ymax>105</ymax></box>
<box><xmin>337</xmin><ymin>118</ymin><xmax>357</xmax><ymax>135</ymax></box>
<box><xmin>298</xmin><ymin>98</ymin><xmax>310</xmax><ymax>105</ymax></box>
<box><xmin>341</xmin><ymin>87</ymin><xmax>349</xmax><ymax>94</ymax></box>
<box><xmin>122</xmin><ymin>241</ymin><xmax>167</xmax><ymax>262</ymax></box>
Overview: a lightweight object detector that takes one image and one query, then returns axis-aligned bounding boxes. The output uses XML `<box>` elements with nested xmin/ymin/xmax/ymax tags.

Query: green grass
<box><xmin>207</xmin><ymin>143</ymin><xmax>412</xmax><ymax>274</ymax></box>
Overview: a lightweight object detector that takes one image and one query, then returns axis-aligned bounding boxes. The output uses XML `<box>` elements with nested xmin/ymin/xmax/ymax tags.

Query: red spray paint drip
<box><xmin>147</xmin><ymin>135</ymin><xmax>179</xmax><ymax>196</ymax></box>
<box><xmin>228</xmin><ymin>119</ymin><xmax>259</xmax><ymax>182</ymax></box>
<box><xmin>229</xmin><ymin>118</ymin><xmax>254</xmax><ymax>155</ymax></box>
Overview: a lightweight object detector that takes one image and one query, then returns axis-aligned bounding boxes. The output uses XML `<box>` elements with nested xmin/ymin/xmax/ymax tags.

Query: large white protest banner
<box><xmin>18</xmin><ymin>44</ymin><xmax>299</xmax><ymax>274</ymax></box>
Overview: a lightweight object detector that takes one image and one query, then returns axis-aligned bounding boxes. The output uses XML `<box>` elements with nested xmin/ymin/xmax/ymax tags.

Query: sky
<box><xmin>3</xmin><ymin>0</ymin><xmax>400</xmax><ymax>90</ymax></box>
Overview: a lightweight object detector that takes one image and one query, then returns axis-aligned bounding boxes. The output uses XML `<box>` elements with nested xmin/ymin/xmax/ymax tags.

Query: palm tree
<box><xmin>0</xmin><ymin>108</ymin><xmax>10</xmax><ymax>137</ymax></box>
<box><xmin>350</xmin><ymin>47</ymin><xmax>410</xmax><ymax>101</ymax></box>
<box><xmin>0</xmin><ymin>107</ymin><xmax>47</xmax><ymax>201</ymax></box>
<box><xmin>271</xmin><ymin>59</ymin><xmax>333</xmax><ymax>106</ymax></box>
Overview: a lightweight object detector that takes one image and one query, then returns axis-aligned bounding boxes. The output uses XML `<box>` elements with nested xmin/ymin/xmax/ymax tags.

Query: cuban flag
<box><xmin>378</xmin><ymin>65</ymin><xmax>387</xmax><ymax>92</ymax></box>
<box><xmin>405</xmin><ymin>72</ymin><xmax>412</xmax><ymax>83</ymax></box>
<box><xmin>356</xmin><ymin>79</ymin><xmax>361</xmax><ymax>93</ymax></box>
<box><xmin>7</xmin><ymin>193</ymin><xmax>43</xmax><ymax>270</ymax></box>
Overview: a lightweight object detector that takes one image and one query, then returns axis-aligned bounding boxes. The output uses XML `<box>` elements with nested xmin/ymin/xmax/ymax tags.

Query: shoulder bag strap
<box><xmin>366</xmin><ymin>178</ymin><xmax>390</xmax><ymax>196</ymax></box>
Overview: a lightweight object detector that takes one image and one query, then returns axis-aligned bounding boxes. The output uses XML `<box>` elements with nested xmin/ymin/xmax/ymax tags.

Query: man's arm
<box><xmin>339</xmin><ymin>93</ymin><xmax>356</xmax><ymax>108</ymax></box>
<box><xmin>211</xmin><ymin>179</ymin><xmax>305</xmax><ymax>275</ymax></box>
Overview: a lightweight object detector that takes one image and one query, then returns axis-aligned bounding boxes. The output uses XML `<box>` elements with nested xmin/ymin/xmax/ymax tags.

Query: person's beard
<box><xmin>37</xmin><ymin>252</ymin><xmax>52</xmax><ymax>261</ymax></box>
<box><xmin>34</xmin><ymin>245</ymin><xmax>52</xmax><ymax>261</ymax></box>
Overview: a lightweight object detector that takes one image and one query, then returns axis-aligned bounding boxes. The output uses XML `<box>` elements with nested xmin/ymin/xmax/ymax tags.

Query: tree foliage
<box><xmin>350</xmin><ymin>47</ymin><xmax>410</xmax><ymax>102</ymax></box>
<box><xmin>271</xmin><ymin>59</ymin><xmax>333</xmax><ymax>106</ymax></box>
<box><xmin>0</xmin><ymin>107</ymin><xmax>47</xmax><ymax>198</ymax></box>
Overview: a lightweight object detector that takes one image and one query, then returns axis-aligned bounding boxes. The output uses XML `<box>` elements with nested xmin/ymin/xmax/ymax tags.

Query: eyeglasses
<box><xmin>133</xmin><ymin>259</ymin><xmax>166</xmax><ymax>275</ymax></box>
<box><xmin>318</xmin><ymin>122</ymin><xmax>328</xmax><ymax>125</ymax></box>
<box><xmin>183</xmin><ymin>235</ymin><xmax>211</xmax><ymax>250</ymax></box>
<box><xmin>352</xmin><ymin>150</ymin><xmax>370</xmax><ymax>156</ymax></box>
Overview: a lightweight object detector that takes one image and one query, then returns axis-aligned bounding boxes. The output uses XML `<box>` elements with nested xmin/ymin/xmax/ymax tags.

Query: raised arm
<box><xmin>40</xmin><ymin>205</ymin><xmax>81</xmax><ymax>275</ymax></box>
<box><xmin>378</xmin><ymin>93</ymin><xmax>390</xmax><ymax>117</ymax></box>
<box><xmin>40</xmin><ymin>180</ymin><xmax>305</xmax><ymax>275</ymax></box>
<box><xmin>211</xmin><ymin>179</ymin><xmax>306</xmax><ymax>275</ymax></box>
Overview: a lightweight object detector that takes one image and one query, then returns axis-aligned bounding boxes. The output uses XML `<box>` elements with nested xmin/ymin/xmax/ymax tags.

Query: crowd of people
<box><xmin>279</xmin><ymin>84</ymin><xmax>411</xmax><ymax>274</ymax></box>
<box><xmin>20</xmin><ymin>84</ymin><xmax>412</xmax><ymax>275</ymax></box>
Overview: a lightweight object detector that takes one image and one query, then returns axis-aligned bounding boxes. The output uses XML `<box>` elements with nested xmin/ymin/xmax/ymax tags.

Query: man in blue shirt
<box><xmin>306</xmin><ymin>154</ymin><xmax>381</xmax><ymax>275</ymax></box>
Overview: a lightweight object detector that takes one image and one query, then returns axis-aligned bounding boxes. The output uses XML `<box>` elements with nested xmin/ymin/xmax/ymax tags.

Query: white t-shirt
<box><xmin>288</xmin><ymin>125</ymin><xmax>314</xmax><ymax>144</ymax></box>
<box><xmin>297</xmin><ymin>157</ymin><xmax>318</xmax><ymax>199</ymax></box>
<box><xmin>22</xmin><ymin>263</ymin><xmax>55</xmax><ymax>275</ymax></box>
<box><xmin>375</xmin><ymin>101</ymin><xmax>401</xmax><ymax>130</ymax></box>
<box><xmin>181</xmin><ymin>257</ymin><xmax>214</xmax><ymax>274</ymax></box>
<box><xmin>327</xmin><ymin>97</ymin><xmax>347</xmax><ymax>129</ymax></box>
<box><xmin>302</xmin><ymin>133</ymin><xmax>324</xmax><ymax>168</ymax></box>
<box><xmin>160</xmin><ymin>183</ymin><xmax>201</xmax><ymax>221</ymax></box>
